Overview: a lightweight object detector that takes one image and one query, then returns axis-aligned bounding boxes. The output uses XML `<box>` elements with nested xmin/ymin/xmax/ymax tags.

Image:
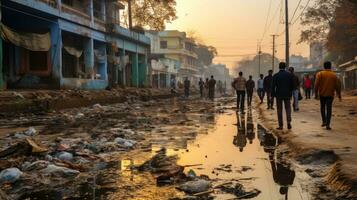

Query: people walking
<box><xmin>314</xmin><ymin>61</ymin><xmax>342</xmax><ymax>130</ymax></box>
<box><xmin>232</xmin><ymin>71</ymin><xmax>247</xmax><ymax>113</ymax></box>
<box><xmin>208</xmin><ymin>76</ymin><xmax>217</xmax><ymax>100</ymax></box>
<box><xmin>257</xmin><ymin>74</ymin><xmax>265</xmax><ymax>104</ymax></box>
<box><xmin>303</xmin><ymin>74</ymin><xmax>312</xmax><ymax>99</ymax></box>
<box><xmin>184</xmin><ymin>77</ymin><xmax>190</xmax><ymax>98</ymax></box>
<box><xmin>264</xmin><ymin>70</ymin><xmax>274</xmax><ymax>109</ymax></box>
<box><xmin>272</xmin><ymin>62</ymin><xmax>294</xmax><ymax>130</ymax></box>
<box><xmin>198</xmin><ymin>78</ymin><xmax>205</xmax><ymax>98</ymax></box>
<box><xmin>289</xmin><ymin>67</ymin><xmax>300</xmax><ymax>111</ymax></box>
<box><xmin>246</xmin><ymin>75</ymin><xmax>255</xmax><ymax>107</ymax></box>
<box><xmin>205</xmin><ymin>78</ymin><xmax>209</xmax><ymax>99</ymax></box>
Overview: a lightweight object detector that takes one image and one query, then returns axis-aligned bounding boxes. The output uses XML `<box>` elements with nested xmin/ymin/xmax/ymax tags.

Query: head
<box><xmin>260</xmin><ymin>74</ymin><xmax>264</xmax><ymax>79</ymax></box>
<box><xmin>306</xmin><ymin>74</ymin><xmax>309</xmax><ymax>78</ymax></box>
<box><xmin>185</xmin><ymin>77</ymin><xmax>188</xmax><ymax>80</ymax></box>
<box><xmin>239</xmin><ymin>71</ymin><xmax>243</xmax><ymax>77</ymax></box>
<box><xmin>199</xmin><ymin>78</ymin><xmax>202</xmax><ymax>81</ymax></box>
<box><xmin>249</xmin><ymin>75</ymin><xmax>252</xmax><ymax>80</ymax></box>
<box><xmin>211</xmin><ymin>75</ymin><xmax>214</xmax><ymax>79</ymax></box>
<box><xmin>324</xmin><ymin>61</ymin><xmax>332</xmax><ymax>69</ymax></box>
<box><xmin>206</xmin><ymin>78</ymin><xmax>209</xmax><ymax>81</ymax></box>
<box><xmin>288</xmin><ymin>67</ymin><xmax>294</xmax><ymax>73</ymax></box>
<box><xmin>279</xmin><ymin>187</ymin><xmax>288</xmax><ymax>195</ymax></box>
<box><xmin>279</xmin><ymin>62</ymin><xmax>286</xmax><ymax>70</ymax></box>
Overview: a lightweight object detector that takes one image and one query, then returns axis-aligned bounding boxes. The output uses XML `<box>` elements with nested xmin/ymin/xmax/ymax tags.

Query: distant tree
<box><xmin>195</xmin><ymin>45</ymin><xmax>218</xmax><ymax>66</ymax></box>
<box><xmin>233</xmin><ymin>53</ymin><xmax>280</xmax><ymax>78</ymax></box>
<box><xmin>120</xmin><ymin>0</ymin><xmax>177</xmax><ymax>30</ymax></box>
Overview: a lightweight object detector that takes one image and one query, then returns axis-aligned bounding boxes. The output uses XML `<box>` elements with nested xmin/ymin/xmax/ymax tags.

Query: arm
<box><xmin>314</xmin><ymin>73</ymin><xmax>320</xmax><ymax>98</ymax></box>
<box><xmin>271</xmin><ymin>76</ymin><xmax>276</xmax><ymax>97</ymax></box>
<box><xmin>336</xmin><ymin>77</ymin><xmax>342</xmax><ymax>100</ymax></box>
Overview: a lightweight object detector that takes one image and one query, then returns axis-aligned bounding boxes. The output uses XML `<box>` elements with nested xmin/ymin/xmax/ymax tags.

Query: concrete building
<box><xmin>0</xmin><ymin>0</ymin><xmax>150</xmax><ymax>90</ymax></box>
<box><xmin>338</xmin><ymin>57</ymin><xmax>357</xmax><ymax>90</ymax></box>
<box><xmin>146</xmin><ymin>30</ymin><xmax>198</xmax><ymax>85</ymax></box>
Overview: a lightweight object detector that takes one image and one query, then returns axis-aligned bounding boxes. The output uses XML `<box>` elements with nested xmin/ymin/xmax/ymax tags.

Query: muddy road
<box><xmin>0</xmin><ymin>97</ymin><xmax>312</xmax><ymax>199</ymax></box>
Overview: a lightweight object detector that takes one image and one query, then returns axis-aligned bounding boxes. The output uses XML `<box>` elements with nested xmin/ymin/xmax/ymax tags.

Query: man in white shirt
<box><xmin>257</xmin><ymin>74</ymin><xmax>265</xmax><ymax>104</ymax></box>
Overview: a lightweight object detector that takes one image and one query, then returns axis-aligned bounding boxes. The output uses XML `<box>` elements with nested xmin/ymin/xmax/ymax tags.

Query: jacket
<box><xmin>292</xmin><ymin>74</ymin><xmax>300</xmax><ymax>90</ymax></box>
<box><xmin>246</xmin><ymin>79</ymin><xmax>255</xmax><ymax>91</ymax></box>
<box><xmin>315</xmin><ymin>70</ymin><xmax>341</xmax><ymax>97</ymax></box>
<box><xmin>263</xmin><ymin>75</ymin><xmax>273</xmax><ymax>92</ymax></box>
<box><xmin>271</xmin><ymin>69</ymin><xmax>294</xmax><ymax>99</ymax></box>
<box><xmin>232</xmin><ymin>77</ymin><xmax>246</xmax><ymax>91</ymax></box>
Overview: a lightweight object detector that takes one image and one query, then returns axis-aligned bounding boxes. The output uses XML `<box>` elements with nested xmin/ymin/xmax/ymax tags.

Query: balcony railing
<box><xmin>61</xmin><ymin>4</ymin><xmax>90</xmax><ymax>20</ymax></box>
<box><xmin>37</xmin><ymin>0</ymin><xmax>57</xmax><ymax>8</ymax></box>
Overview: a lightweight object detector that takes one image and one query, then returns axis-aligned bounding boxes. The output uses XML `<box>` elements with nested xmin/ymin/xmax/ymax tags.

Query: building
<box><xmin>0</xmin><ymin>0</ymin><xmax>150</xmax><ymax>90</ymax></box>
<box><xmin>338</xmin><ymin>57</ymin><xmax>357</xmax><ymax>90</ymax></box>
<box><xmin>146</xmin><ymin>30</ymin><xmax>199</xmax><ymax>86</ymax></box>
<box><xmin>290</xmin><ymin>55</ymin><xmax>309</xmax><ymax>71</ymax></box>
<box><xmin>310</xmin><ymin>42</ymin><xmax>327</xmax><ymax>68</ymax></box>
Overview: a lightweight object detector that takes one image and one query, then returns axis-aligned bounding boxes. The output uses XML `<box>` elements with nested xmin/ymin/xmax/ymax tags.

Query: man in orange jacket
<box><xmin>314</xmin><ymin>61</ymin><xmax>342</xmax><ymax>130</ymax></box>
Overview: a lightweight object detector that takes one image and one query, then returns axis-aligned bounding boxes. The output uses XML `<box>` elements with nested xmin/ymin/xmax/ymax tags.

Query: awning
<box><xmin>0</xmin><ymin>23</ymin><xmax>51</xmax><ymax>51</ymax></box>
<box><xmin>63</xmin><ymin>46</ymin><xmax>83</xmax><ymax>58</ymax></box>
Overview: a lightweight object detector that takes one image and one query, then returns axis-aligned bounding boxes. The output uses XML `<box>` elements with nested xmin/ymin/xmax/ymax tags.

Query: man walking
<box><xmin>315</xmin><ymin>61</ymin><xmax>342</xmax><ymax>130</ymax></box>
<box><xmin>232</xmin><ymin>72</ymin><xmax>247</xmax><ymax>113</ymax></box>
<box><xmin>184</xmin><ymin>77</ymin><xmax>190</xmax><ymax>98</ymax></box>
<box><xmin>246</xmin><ymin>75</ymin><xmax>255</xmax><ymax>107</ymax></box>
<box><xmin>264</xmin><ymin>70</ymin><xmax>274</xmax><ymax>109</ymax></box>
<box><xmin>198</xmin><ymin>78</ymin><xmax>205</xmax><ymax>98</ymax></box>
<box><xmin>257</xmin><ymin>74</ymin><xmax>265</xmax><ymax>104</ymax></box>
<box><xmin>289</xmin><ymin>67</ymin><xmax>300</xmax><ymax>111</ymax></box>
<box><xmin>303</xmin><ymin>74</ymin><xmax>312</xmax><ymax>99</ymax></box>
<box><xmin>272</xmin><ymin>62</ymin><xmax>294</xmax><ymax>130</ymax></box>
<box><xmin>208</xmin><ymin>76</ymin><xmax>217</xmax><ymax>100</ymax></box>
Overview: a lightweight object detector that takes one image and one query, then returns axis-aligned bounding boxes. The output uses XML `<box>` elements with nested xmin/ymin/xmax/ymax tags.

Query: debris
<box><xmin>56</xmin><ymin>152</ymin><xmax>74</xmax><ymax>162</ymax></box>
<box><xmin>0</xmin><ymin>138</ymin><xmax>47</xmax><ymax>158</ymax></box>
<box><xmin>26</xmin><ymin>138</ymin><xmax>48</xmax><ymax>153</ymax></box>
<box><xmin>187</xmin><ymin>169</ymin><xmax>197</xmax><ymax>179</ymax></box>
<box><xmin>40</xmin><ymin>164</ymin><xmax>80</xmax><ymax>177</ymax></box>
<box><xmin>24</xmin><ymin>127</ymin><xmax>37</xmax><ymax>136</ymax></box>
<box><xmin>0</xmin><ymin>168</ymin><xmax>23</xmax><ymax>184</ymax></box>
<box><xmin>22</xmin><ymin>160</ymin><xmax>49</xmax><ymax>171</ymax></box>
<box><xmin>217</xmin><ymin>182</ymin><xmax>261</xmax><ymax>199</ymax></box>
<box><xmin>177</xmin><ymin>179</ymin><xmax>212</xmax><ymax>194</ymax></box>
<box><xmin>114</xmin><ymin>137</ymin><xmax>136</xmax><ymax>148</ymax></box>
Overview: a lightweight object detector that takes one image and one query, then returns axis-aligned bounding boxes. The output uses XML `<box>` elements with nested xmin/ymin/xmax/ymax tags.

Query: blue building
<box><xmin>0</xmin><ymin>0</ymin><xmax>150</xmax><ymax>90</ymax></box>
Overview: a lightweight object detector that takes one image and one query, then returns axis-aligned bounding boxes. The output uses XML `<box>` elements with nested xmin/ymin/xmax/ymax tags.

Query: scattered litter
<box><xmin>22</xmin><ymin>160</ymin><xmax>49</xmax><ymax>171</ymax></box>
<box><xmin>217</xmin><ymin>182</ymin><xmax>261</xmax><ymax>199</ymax></box>
<box><xmin>114</xmin><ymin>137</ymin><xmax>136</xmax><ymax>148</ymax></box>
<box><xmin>24</xmin><ymin>127</ymin><xmax>37</xmax><ymax>136</ymax></box>
<box><xmin>40</xmin><ymin>164</ymin><xmax>80</xmax><ymax>177</ymax></box>
<box><xmin>56</xmin><ymin>152</ymin><xmax>74</xmax><ymax>162</ymax></box>
<box><xmin>0</xmin><ymin>168</ymin><xmax>22</xmax><ymax>184</ymax></box>
<box><xmin>177</xmin><ymin>179</ymin><xmax>211</xmax><ymax>194</ymax></box>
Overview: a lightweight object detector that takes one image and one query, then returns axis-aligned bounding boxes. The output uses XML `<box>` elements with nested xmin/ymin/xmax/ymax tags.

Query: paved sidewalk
<box><xmin>259</xmin><ymin>94</ymin><xmax>357</xmax><ymax>198</ymax></box>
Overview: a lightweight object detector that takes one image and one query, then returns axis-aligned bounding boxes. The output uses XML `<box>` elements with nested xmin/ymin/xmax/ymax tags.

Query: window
<box><xmin>160</xmin><ymin>41</ymin><xmax>168</xmax><ymax>49</ymax></box>
<box><xmin>29</xmin><ymin>51</ymin><xmax>48</xmax><ymax>71</ymax></box>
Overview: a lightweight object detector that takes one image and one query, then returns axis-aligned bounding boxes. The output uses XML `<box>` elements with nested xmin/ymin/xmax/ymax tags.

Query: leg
<box><xmin>276</xmin><ymin>98</ymin><xmax>283</xmax><ymax>127</ymax></box>
<box><xmin>320</xmin><ymin>97</ymin><xmax>327</xmax><ymax>125</ymax></box>
<box><xmin>284</xmin><ymin>99</ymin><xmax>292</xmax><ymax>126</ymax></box>
<box><xmin>326</xmin><ymin>97</ymin><xmax>334</xmax><ymax>127</ymax></box>
<box><xmin>236</xmin><ymin>91</ymin><xmax>240</xmax><ymax>110</ymax></box>
<box><xmin>305</xmin><ymin>89</ymin><xmax>308</xmax><ymax>99</ymax></box>
<box><xmin>241</xmin><ymin>91</ymin><xmax>246</xmax><ymax>111</ymax></box>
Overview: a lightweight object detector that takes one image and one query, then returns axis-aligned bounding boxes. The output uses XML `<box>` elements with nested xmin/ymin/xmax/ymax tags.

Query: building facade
<box><xmin>146</xmin><ymin>30</ymin><xmax>199</xmax><ymax>86</ymax></box>
<box><xmin>338</xmin><ymin>57</ymin><xmax>357</xmax><ymax>90</ymax></box>
<box><xmin>0</xmin><ymin>0</ymin><xmax>150</xmax><ymax>90</ymax></box>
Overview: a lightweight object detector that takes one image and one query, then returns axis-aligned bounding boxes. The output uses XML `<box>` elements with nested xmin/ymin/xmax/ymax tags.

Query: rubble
<box><xmin>177</xmin><ymin>180</ymin><xmax>212</xmax><ymax>194</ymax></box>
<box><xmin>216</xmin><ymin>182</ymin><xmax>261</xmax><ymax>199</ymax></box>
<box><xmin>0</xmin><ymin>168</ymin><xmax>22</xmax><ymax>184</ymax></box>
<box><xmin>40</xmin><ymin>164</ymin><xmax>80</xmax><ymax>177</ymax></box>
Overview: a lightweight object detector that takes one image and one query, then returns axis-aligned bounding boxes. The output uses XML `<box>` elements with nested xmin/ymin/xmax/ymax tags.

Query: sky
<box><xmin>166</xmin><ymin>0</ymin><xmax>311</xmax><ymax>71</ymax></box>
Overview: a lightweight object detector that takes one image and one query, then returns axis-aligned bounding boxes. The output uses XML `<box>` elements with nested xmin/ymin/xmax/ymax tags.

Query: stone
<box><xmin>0</xmin><ymin>168</ymin><xmax>23</xmax><ymax>184</ymax></box>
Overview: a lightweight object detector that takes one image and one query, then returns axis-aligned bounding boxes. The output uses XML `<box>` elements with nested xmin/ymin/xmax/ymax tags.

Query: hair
<box><xmin>289</xmin><ymin>67</ymin><xmax>294</xmax><ymax>72</ymax></box>
<box><xmin>268</xmin><ymin>70</ymin><xmax>273</xmax><ymax>74</ymax></box>
<box><xmin>260</xmin><ymin>74</ymin><xmax>264</xmax><ymax>77</ymax></box>
<box><xmin>211</xmin><ymin>75</ymin><xmax>214</xmax><ymax>78</ymax></box>
<box><xmin>324</xmin><ymin>61</ymin><xmax>332</xmax><ymax>69</ymax></box>
<box><xmin>249</xmin><ymin>75</ymin><xmax>252</xmax><ymax>79</ymax></box>
<box><xmin>239</xmin><ymin>71</ymin><xmax>243</xmax><ymax>76</ymax></box>
<box><xmin>279</xmin><ymin>62</ymin><xmax>286</xmax><ymax>69</ymax></box>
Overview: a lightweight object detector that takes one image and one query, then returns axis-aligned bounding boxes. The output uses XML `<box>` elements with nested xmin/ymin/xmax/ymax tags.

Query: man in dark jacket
<box><xmin>272</xmin><ymin>62</ymin><xmax>294</xmax><ymax>130</ymax></box>
<box><xmin>264</xmin><ymin>70</ymin><xmax>274</xmax><ymax>109</ymax></box>
<box><xmin>246</xmin><ymin>75</ymin><xmax>255</xmax><ymax>107</ymax></box>
<box><xmin>184</xmin><ymin>77</ymin><xmax>190</xmax><ymax>98</ymax></box>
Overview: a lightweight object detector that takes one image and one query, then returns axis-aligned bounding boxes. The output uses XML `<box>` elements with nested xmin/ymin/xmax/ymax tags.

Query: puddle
<box><xmin>9</xmin><ymin>99</ymin><xmax>311</xmax><ymax>200</ymax></box>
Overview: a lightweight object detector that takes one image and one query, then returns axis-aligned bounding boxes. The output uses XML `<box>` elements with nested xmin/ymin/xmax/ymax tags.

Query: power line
<box><xmin>291</xmin><ymin>0</ymin><xmax>312</xmax><ymax>25</ymax></box>
<box><xmin>290</xmin><ymin>0</ymin><xmax>303</xmax><ymax>23</ymax></box>
<box><xmin>261</xmin><ymin>0</ymin><xmax>273</xmax><ymax>42</ymax></box>
<box><xmin>260</xmin><ymin>0</ymin><xmax>282</xmax><ymax>43</ymax></box>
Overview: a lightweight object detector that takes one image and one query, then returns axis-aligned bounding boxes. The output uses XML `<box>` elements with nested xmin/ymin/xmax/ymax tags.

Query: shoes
<box><xmin>321</xmin><ymin>123</ymin><xmax>326</xmax><ymax>127</ymax></box>
<box><xmin>271</xmin><ymin>107</ymin><xmax>274</xmax><ymax>110</ymax></box>
<box><xmin>287</xmin><ymin>124</ymin><xmax>292</xmax><ymax>130</ymax></box>
<box><xmin>326</xmin><ymin>126</ymin><xmax>332</xmax><ymax>130</ymax></box>
<box><xmin>276</xmin><ymin>126</ymin><xmax>283</xmax><ymax>130</ymax></box>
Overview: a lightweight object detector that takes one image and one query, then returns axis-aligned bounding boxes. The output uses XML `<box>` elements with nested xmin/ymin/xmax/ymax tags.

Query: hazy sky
<box><xmin>166</xmin><ymin>0</ymin><xmax>310</xmax><ymax>70</ymax></box>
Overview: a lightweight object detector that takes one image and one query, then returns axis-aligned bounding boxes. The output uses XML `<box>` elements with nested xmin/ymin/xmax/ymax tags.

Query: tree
<box><xmin>195</xmin><ymin>45</ymin><xmax>218</xmax><ymax>66</ymax></box>
<box><xmin>120</xmin><ymin>0</ymin><xmax>177</xmax><ymax>31</ymax></box>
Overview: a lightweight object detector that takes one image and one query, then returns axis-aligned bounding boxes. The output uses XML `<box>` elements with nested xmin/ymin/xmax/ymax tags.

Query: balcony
<box><xmin>61</xmin><ymin>3</ymin><xmax>90</xmax><ymax>21</ymax></box>
<box><xmin>37</xmin><ymin>0</ymin><xmax>57</xmax><ymax>8</ymax></box>
<box><xmin>112</xmin><ymin>25</ymin><xmax>151</xmax><ymax>46</ymax></box>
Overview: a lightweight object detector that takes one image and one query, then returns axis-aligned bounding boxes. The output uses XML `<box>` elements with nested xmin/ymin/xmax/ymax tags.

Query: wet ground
<box><xmin>0</xmin><ymin>97</ymin><xmax>312</xmax><ymax>199</ymax></box>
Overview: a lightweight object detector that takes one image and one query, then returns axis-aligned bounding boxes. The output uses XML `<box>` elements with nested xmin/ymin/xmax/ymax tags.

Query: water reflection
<box><xmin>233</xmin><ymin>111</ymin><xmax>247</xmax><ymax>152</ymax></box>
<box><xmin>257</xmin><ymin>125</ymin><xmax>296</xmax><ymax>200</ymax></box>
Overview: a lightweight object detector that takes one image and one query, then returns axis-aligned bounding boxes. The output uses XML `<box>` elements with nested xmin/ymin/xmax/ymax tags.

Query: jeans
<box><xmin>200</xmin><ymin>87</ymin><xmax>204</xmax><ymax>97</ymax></box>
<box><xmin>292</xmin><ymin>89</ymin><xmax>299</xmax><ymax>110</ymax></box>
<box><xmin>305</xmin><ymin>88</ymin><xmax>311</xmax><ymax>99</ymax></box>
<box><xmin>236</xmin><ymin>90</ymin><xmax>246</xmax><ymax>111</ymax></box>
<box><xmin>257</xmin><ymin>88</ymin><xmax>265</xmax><ymax>102</ymax></box>
<box><xmin>276</xmin><ymin>98</ymin><xmax>292</xmax><ymax>127</ymax></box>
<box><xmin>320</xmin><ymin>96</ymin><xmax>334</xmax><ymax>126</ymax></box>
<box><xmin>184</xmin><ymin>88</ymin><xmax>189</xmax><ymax>97</ymax></box>
<box><xmin>266</xmin><ymin>91</ymin><xmax>274</xmax><ymax>108</ymax></box>
<box><xmin>247</xmin><ymin>90</ymin><xmax>253</xmax><ymax>106</ymax></box>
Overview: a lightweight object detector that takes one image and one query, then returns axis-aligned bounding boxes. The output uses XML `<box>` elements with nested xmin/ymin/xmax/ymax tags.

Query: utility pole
<box><xmin>128</xmin><ymin>0</ymin><xmax>133</xmax><ymax>30</ymax></box>
<box><xmin>285</xmin><ymin>0</ymin><xmax>290</xmax><ymax>67</ymax></box>
<box><xmin>258</xmin><ymin>44</ymin><xmax>262</xmax><ymax>76</ymax></box>
<box><xmin>271</xmin><ymin>34</ymin><xmax>277</xmax><ymax>72</ymax></box>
